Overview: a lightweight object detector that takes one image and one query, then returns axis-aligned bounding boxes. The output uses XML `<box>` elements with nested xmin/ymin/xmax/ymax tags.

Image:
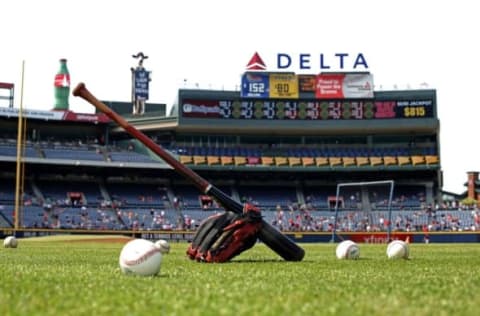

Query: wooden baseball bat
<box><xmin>73</xmin><ymin>83</ymin><xmax>305</xmax><ymax>261</ymax></box>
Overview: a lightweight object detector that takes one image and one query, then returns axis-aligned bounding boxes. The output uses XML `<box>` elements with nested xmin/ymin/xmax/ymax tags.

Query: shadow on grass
<box><xmin>228</xmin><ymin>258</ymin><xmax>312</xmax><ymax>263</ymax></box>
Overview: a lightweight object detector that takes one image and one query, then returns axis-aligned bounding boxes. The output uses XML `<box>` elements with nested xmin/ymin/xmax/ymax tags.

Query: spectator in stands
<box><xmin>275</xmin><ymin>205</ymin><xmax>284</xmax><ymax>231</ymax></box>
<box><xmin>422</xmin><ymin>224</ymin><xmax>430</xmax><ymax>243</ymax></box>
<box><xmin>177</xmin><ymin>215</ymin><xmax>185</xmax><ymax>230</ymax></box>
<box><xmin>184</xmin><ymin>215</ymin><xmax>192</xmax><ymax>230</ymax></box>
<box><xmin>474</xmin><ymin>210</ymin><xmax>480</xmax><ymax>230</ymax></box>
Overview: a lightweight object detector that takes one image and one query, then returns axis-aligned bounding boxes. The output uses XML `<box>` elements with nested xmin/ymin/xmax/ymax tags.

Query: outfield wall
<box><xmin>293</xmin><ymin>231</ymin><xmax>480</xmax><ymax>243</ymax></box>
<box><xmin>3</xmin><ymin>228</ymin><xmax>479</xmax><ymax>244</ymax></box>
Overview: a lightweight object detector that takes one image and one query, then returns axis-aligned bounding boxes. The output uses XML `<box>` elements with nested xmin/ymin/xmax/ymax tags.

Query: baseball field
<box><xmin>1</xmin><ymin>235</ymin><xmax>479</xmax><ymax>316</ymax></box>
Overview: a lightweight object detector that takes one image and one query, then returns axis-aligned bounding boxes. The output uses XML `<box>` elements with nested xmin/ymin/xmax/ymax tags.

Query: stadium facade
<box><xmin>3</xmin><ymin>71</ymin><xmax>465</xmax><ymax>242</ymax></box>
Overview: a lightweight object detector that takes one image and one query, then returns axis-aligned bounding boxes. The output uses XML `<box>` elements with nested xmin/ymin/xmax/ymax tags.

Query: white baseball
<box><xmin>154</xmin><ymin>239</ymin><xmax>170</xmax><ymax>254</ymax></box>
<box><xmin>386</xmin><ymin>240</ymin><xmax>409</xmax><ymax>259</ymax></box>
<box><xmin>3</xmin><ymin>236</ymin><xmax>18</xmax><ymax>248</ymax></box>
<box><xmin>336</xmin><ymin>240</ymin><xmax>360</xmax><ymax>259</ymax></box>
<box><xmin>119</xmin><ymin>239</ymin><xmax>162</xmax><ymax>276</ymax></box>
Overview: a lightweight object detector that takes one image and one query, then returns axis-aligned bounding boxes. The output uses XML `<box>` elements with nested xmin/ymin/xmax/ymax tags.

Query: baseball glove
<box><xmin>186</xmin><ymin>203</ymin><xmax>263</xmax><ymax>262</ymax></box>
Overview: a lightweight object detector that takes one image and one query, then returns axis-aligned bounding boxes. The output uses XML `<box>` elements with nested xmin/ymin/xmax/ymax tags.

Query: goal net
<box><xmin>331</xmin><ymin>180</ymin><xmax>394</xmax><ymax>242</ymax></box>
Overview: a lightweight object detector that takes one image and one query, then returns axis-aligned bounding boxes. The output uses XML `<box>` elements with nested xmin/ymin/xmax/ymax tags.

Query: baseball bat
<box><xmin>73</xmin><ymin>83</ymin><xmax>305</xmax><ymax>261</ymax></box>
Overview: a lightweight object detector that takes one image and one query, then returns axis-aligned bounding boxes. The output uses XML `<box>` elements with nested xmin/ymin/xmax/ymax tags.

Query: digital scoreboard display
<box><xmin>181</xmin><ymin>98</ymin><xmax>434</xmax><ymax>120</ymax></box>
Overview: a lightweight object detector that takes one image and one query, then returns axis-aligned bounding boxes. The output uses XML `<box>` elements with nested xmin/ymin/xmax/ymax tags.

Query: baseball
<box><xmin>154</xmin><ymin>239</ymin><xmax>170</xmax><ymax>254</ymax></box>
<box><xmin>336</xmin><ymin>240</ymin><xmax>360</xmax><ymax>259</ymax></box>
<box><xmin>119</xmin><ymin>239</ymin><xmax>162</xmax><ymax>276</ymax></box>
<box><xmin>386</xmin><ymin>240</ymin><xmax>410</xmax><ymax>259</ymax></box>
<box><xmin>3</xmin><ymin>236</ymin><xmax>18</xmax><ymax>248</ymax></box>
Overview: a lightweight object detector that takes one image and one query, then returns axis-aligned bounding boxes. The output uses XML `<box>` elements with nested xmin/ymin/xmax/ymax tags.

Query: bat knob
<box><xmin>73</xmin><ymin>82</ymin><xmax>86</xmax><ymax>97</ymax></box>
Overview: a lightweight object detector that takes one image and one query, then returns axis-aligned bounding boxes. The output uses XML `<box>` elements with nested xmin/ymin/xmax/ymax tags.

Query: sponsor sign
<box><xmin>241</xmin><ymin>72</ymin><xmax>269</xmax><ymax>98</ymax></box>
<box><xmin>0</xmin><ymin>107</ymin><xmax>110</xmax><ymax>123</ymax></box>
<box><xmin>134</xmin><ymin>69</ymin><xmax>150</xmax><ymax>100</ymax></box>
<box><xmin>298</xmin><ymin>75</ymin><xmax>316</xmax><ymax>92</ymax></box>
<box><xmin>315</xmin><ymin>73</ymin><xmax>374</xmax><ymax>99</ymax></box>
<box><xmin>0</xmin><ymin>107</ymin><xmax>64</xmax><ymax>120</ymax></box>
<box><xmin>269</xmin><ymin>73</ymin><xmax>298</xmax><ymax>99</ymax></box>
<box><xmin>181</xmin><ymin>99</ymin><xmax>222</xmax><ymax>118</ymax></box>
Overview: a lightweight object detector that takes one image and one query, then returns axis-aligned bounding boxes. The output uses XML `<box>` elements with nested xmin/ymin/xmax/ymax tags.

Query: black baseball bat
<box><xmin>73</xmin><ymin>83</ymin><xmax>305</xmax><ymax>261</ymax></box>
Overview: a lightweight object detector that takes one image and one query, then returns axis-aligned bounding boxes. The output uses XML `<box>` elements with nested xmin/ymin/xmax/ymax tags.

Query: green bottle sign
<box><xmin>54</xmin><ymin>58</ymin><xmax>70</xmax><ymax>110</ymax></box>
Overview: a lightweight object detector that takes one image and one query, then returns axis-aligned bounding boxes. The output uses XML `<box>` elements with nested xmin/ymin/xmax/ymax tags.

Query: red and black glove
<box><xmin>186</xmin><ymin>204</ymin><xmax>263</xmax><ymax>262</ymax></box>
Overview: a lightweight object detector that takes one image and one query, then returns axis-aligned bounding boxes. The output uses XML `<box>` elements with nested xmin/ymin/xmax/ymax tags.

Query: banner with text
<box><xmin>315</xmin><ymin>73</ymin><xmax>374</xmax><ymax>99</ymax></box>
<box><xmin>298</xmin><ymin>75</ymin><xmax>317</xmax><ymax>92</ymax></box>
<box><xmin>241</xmin><ymin>72</ymin><xmax>269</xmax><ymax>98</ymax></box>
<box><xmin>269</xmin><ymin>73</ymin><xmax>299</xmax><ymax>99</ymax></box>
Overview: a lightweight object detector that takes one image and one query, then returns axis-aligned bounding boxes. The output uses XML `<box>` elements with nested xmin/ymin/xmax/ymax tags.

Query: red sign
<box><xmin>315</xmin><ymin>74</ymin><xmax>344</xmax><ymax>98</ymax></box>
<box><xmin>62</xmin><ymin>111</ymin><xmax>110</xmax><ymax>123</ymax></box>
<box><xmin>338</xmin><ymin>233</ymin><xmax>411</xmax><ymax>244</ymax></box>
<box><xmin>0</xmin><ymin>82</ymin><xmax>14</xmax><ymax>89</ymax></box>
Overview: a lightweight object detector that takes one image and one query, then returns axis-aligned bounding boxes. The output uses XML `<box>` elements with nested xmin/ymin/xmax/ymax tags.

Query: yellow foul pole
<box><xmin>14</xmin><ymin>61</ymin><xmax>26</xmax><ymax>230</ymax></box>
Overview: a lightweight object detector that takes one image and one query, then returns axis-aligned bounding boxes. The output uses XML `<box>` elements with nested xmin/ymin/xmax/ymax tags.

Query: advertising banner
<box><xmin>269</xmin><ymin>73</ymin><xmax>298</xmax><ymax>99</ymax></box>
<box><xmin>241</xmin><ymin>72</ymin><xmax>269</xmax><ymax>98</ymax></box>
<box><xmin>134</xmin><ymin>69</ymin><xmax>150</xmax><ymax>100</ymax></box>
<box><xmin>298</xmin><ymin>75</ymin><xmax>316</xmax><ymax>92</ymax></box>
<box><xmin>315</xmin><ymin>73</ymin><xmax>374</xmax><ymax>99</ymax></box>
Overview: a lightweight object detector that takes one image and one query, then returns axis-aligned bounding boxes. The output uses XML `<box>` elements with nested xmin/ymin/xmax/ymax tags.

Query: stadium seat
<box><xmin>261</xmin><ymin>156</ymin><xmax>274</xmax><ymax>166</ymax></box>
<box><xmin>108</xmin><ymin>151</ymin><xmax>156</xmax><ymax>163</ymax></box>
<box><xmin>397</xmin><ymin>156</ymin><xmax>410</xmax><ymax>166</ymax></box>
<box><xmin>43</xmin><ymin>148</ymin><xmax>105</xmax><ymax>161</ymax></box>
<box><xmin>193</xmin><ymin>155</ymin><xmax>206</xmax><ymax>165</ymax></box>
<box><xmin>275</xmin><ymin>157</ymin><xmax>288</xmax><ymax>166</ymax></box>
<box><xmin>356</xmin><ymin>157</ymin><xmax>369</xmax><ymax>166</ymax></box>
<box><xmin>301</xmin><ymin>157</ymin><xmax>315</xmax><ymax>166</ymax></box>
<box><xmin>342</xmin><ymin>157</ymin><xmax>355</xmax><ymax>166</ymax></box>
<box><xmin>411</xmin><ymin>155</ymin><xmax>425</xmax><ymax>165</ymax></box>
<box><xmin>221</xmin><ymin>156</ymin><xmax>234</xmax><ymax>165</ymax></box>
<box><xmin>329</xmin><ymin>157</ymin><xmax>342</xmax><ymax>166</ymax></box>
<box><xmin>234</xmin><ymin>156</ymin><xmax>246</xmax><ymax>165</ymax></box>
<box><xmin>383</xmin><ymin>156</ymin><xmax>397</xmax><ymax>166</ymax></box>
<box><xmin>425</xmin><ymin>155</ymin><xmax>439</xmax><ymax>165</ymax></box>
<box><xmin>180</xmin><ymin>155</ymin><xmax>193</xmax><ymax>164</ymax></box>
<box><xmin>370</xmin><ymin>156</ymin><xmax>383</xmax><ymax>166</ymax></box>
<box><xmin>315</xmin><ymin>157</ymin><xmax>329</xmax><ymax>166</ymax></box>
<box><xmin>207</xmin><ymin>156</ymin><xmax>220</xmax><ymax>165</ymax></box>
<box><xmin>288</xmin><ymin>157</ymin><xmax>302</xmax><ymax>166</ymax></box>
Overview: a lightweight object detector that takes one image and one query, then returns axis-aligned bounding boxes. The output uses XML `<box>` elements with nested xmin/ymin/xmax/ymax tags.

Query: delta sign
<box><xmin>243</xmin><ymin>52</ymin><xmax>373</xmax><ymax>99</ymax></box>
<box><xmin>245</xmin><ymin>52</ymin><xmax>369</xmax><ymax>72</ymax></box>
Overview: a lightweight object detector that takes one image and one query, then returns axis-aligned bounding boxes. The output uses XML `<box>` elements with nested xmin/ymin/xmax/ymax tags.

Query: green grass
<box><xmin>1</xmin><ymin>237</ymin><xmax>480</xmax><ymax>316</ymax></box>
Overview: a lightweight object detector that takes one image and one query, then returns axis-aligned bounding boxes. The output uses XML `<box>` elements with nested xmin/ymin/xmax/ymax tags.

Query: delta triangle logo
<box><xmin>246</xmin><ymin>52</ymin><xmax>267</xmax><ymax>71</ymax></box>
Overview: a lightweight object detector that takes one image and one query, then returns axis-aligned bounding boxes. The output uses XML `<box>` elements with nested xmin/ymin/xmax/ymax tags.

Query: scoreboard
<box><xmin>181</xmin><ymin>98</ymin><xmax>434</xmax><ymax>120</ymax></box>
<box><xmin>180</xmin><ymin>71</ymin><xmax>435</xmax><ymax>121</ymax></box>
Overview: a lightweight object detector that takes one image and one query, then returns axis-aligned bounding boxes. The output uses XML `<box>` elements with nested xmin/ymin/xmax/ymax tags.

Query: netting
<box><xmin>331</xmin><ymin>180</ymin><xmax>394</xmax><ymax>242</ymax></box>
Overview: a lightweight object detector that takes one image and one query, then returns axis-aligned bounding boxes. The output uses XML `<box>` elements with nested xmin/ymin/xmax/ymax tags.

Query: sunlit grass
<box><xmin>1</xmin><ymin>238</ymin><xmax>480</xmax><ymax>316</ymax></box>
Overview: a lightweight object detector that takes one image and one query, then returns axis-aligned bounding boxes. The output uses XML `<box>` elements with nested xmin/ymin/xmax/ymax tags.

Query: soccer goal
<box><xmin>331</xmin><ymin>180</ymin><xmax>395</xmax><ymax>242</ymax></box>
